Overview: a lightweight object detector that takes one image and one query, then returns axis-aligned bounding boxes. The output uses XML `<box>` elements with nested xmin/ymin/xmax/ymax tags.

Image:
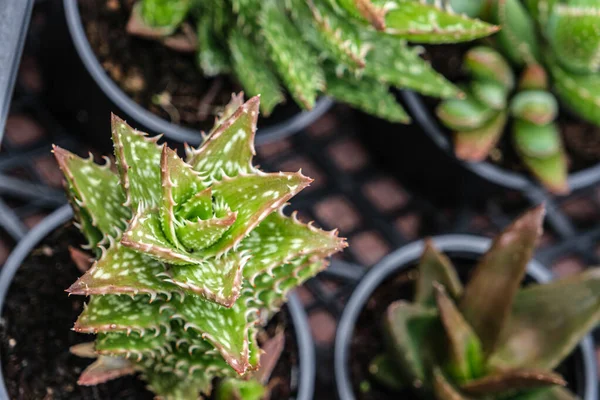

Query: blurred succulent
<box><xmin>127</xmin><ymin>0</ymin><xmax>498</xmax><ymax>122</ymax></box>
<box><xmin>53</xmin><ymin>95</ymin><xmax>346</xmax><ymax>399</ymax></box>
<box><xmin>369</xmin><ymin>204</ymin><xmax>600</xmax><ymax>399</ymax></box>
<box><xmin>437</xmin><ymin>46</ymin><xmax>569</xmax><ymax>194</ymax></box>
<box><xmin>483</xmin><ymin>0</ymin><xmax>600</xmax><ymax>128</ymax></box>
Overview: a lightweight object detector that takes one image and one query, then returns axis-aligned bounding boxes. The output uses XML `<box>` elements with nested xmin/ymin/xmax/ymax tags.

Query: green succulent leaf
<box><xmin>204</xmin><ymin>171</ymin><xmax>312</xmax><ymax>256</ymax></box>
<box><xmin>546</xmin><ymin>2</ymin><xmax>600</xmax><ymax>74</ymax></box>
<box><xmin>382</xmin><ymin>1</ymin><xmax>499</xmax><ymax>43</ymax></box>
<box><xmin>489</xmin><ymin>269</ymin><xmax>600</xmax><ymax>371</ymax></box>
<box><xmin>216</xmin><ymin>378</ymin><xmax>265</xmax><ymax>400</ymax></box>
<box><xmin>414</xmin><ymin>239</ymin><xmax>463</xmax><ymax>306</ymax></box>
<box><xmin>187</xmin><ymin>96</ymin><xmax>260</xmax><ymax>179</ymax></box>
<box><xmin>434</xmin><ymin>284</ymin><xmax>485</xmax><ymax>384</ymax></box>
<box><xmin>325</xmin><ymin>68</ymin><xmax>410</xmax><ymax>123</ymax></box>
<box><xmin>363</xmin><ymin>34</ymin><xmax>461</xmax><ymax>99</ymax></box>
<box><xmin>240</xmin><ymin>210</ymin><xmax>346</xmax><ymax>282</ymax></box>
<box><xmin>74</xmin><ymin>294</ymin><xmax>175</xmax><ymax>335</ymax></box>
<box><xmin>334</xmin><ymin>0</ymin><xmax>387</xmax><ymax>30</ymax></box>
<box><xmin>436</xmin><ymin>97</ymin><xmax>495</xmax><ymax>131</ymax></box>
<box><xmin>548</xmin><ymin>56</ymin><xmax>600</xmax><ymax>126</ymax></box>
<box><xmin>513</xmin><ymin>120</ymin><xmax>569</xmax><ymax>195</ymax></box>
<box><xmin>460</xmin><ymin>369</ymin><xmax>566</xmax><ymax>397</ymax></box>
<box><xmin>165</xmin><ymin>252</ymin><xmax>247</xmax><ymax>307</ymax></box>
<box><xmin>454</xmin><ymin>111</ymin><xmax>507</xmax><ymax>162</ymax></box>
<box><xmin>66</xmin><ymin>239</ymin><xmax>173</xmax><ymax>298</ymax></box>
<box><xmin>489</xmin><ymin>0</ymin><xmax>540</xmax><ymax>65</ymax></box>
<box><xmin>140</xmin><ymin>0</ymin><xmax>190</xmax><ymax>31</ymax></box>
<box><xmin>260</xmin><ymin>0</ymin><xmax>324</xmax><ymax>109</ymax></box>
<box><xmin>464</xmin><ymin>46</ymin><xmax>515</xmax><ymax>91</ymax></box>
<box><xmin>384</xmin><ymin>301</ymin><xmax>439</xmax><ymax>387</ymax></box>
<box><xmin>510</xmin><ymin>90</ymin><xmax>558</xmax><ymax>126</ymax></box>
<box><xmin>472</xmin><ymin>81</ymin><xmax>508</xmax><ymax>110</ymax></box>
<box><xmin>53</xmin><ymin>146</ymin><xmax>129</xmax><ymax>241</ymax></box>
<box><xmin>459</xmin><ymin>205</ymin><xmax>545</xmax><ymax>356</ymax></box>
<box><xmin>292</xmin><ymin>0</ymin><xmax>368</xmax><ymax>72</ymax></box>
<box><xmin>228</xmin><ymin>30</ymin><xmax>284</xmax><ymax>116</ymax></box>
<box><xmin>160</xmin><ymin>146</ymin><xmax>207</xmax><ymax>251</ymax></box>
<box><xmin>112</xmin><ymin>114</ymin><xmax>163</xmax><ymax>210</ymax></box>
<box><xmin>196</xmin><ymin>12</ymin><xmax>231</xmax><ymax>77</ymax></box>
<box><xmin>175</xmin><ymin>293</ymin><xmax>259</xmax><ymax>374</ymax></box>
<box><xmin>96</xmin><ymin>331</ymin><xmax>171</xmax><ymax>359</ymax></box>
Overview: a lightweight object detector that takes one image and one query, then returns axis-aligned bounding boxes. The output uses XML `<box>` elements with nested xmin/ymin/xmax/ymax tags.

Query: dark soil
<box><xmin>422</xmin><ymin>44</ymin><xmax>600</xmax><ymax>174</ymax></box>
<box><xmin>0</xmin><ymin>224</ymin><xmax>298</xmax><ymax>399</ymax></box>
<box><xmin>349</xmin><ymin>256</ymin><xmax>585</xmax><ymax>400</ymax></box>
<box><xmin>78</xmin><ymin>0</ymin><xmax>303</xmax><ymax>134</ymax></box>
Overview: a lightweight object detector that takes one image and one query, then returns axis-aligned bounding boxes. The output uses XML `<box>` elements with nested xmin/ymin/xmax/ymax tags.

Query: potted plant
<box><xmin>336</xmin><ymin>205</ymin><xmax>600</xmax><ymax>399</ymax></box>
<box><xmin>403</xmin><ymin>0</ymin><xmax>600</xmax><ymax>195</ymax></box>
<box><xmin>0</xmin><ymin>95</ymin><xmax>347</xmax><ymax>399</ymax></box>
<box><xmin>44</xmin><ymin>0</ymin><xmax>497</xmax><ymax>147</ymax></box>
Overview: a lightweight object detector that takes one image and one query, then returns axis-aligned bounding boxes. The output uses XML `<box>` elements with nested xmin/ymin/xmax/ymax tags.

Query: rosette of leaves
<box><xmin>127</xmin><ymin>0</ymin><xmax>499</xmax><ymax>123</ymax></box>
<box><xmin>369</xmin><ymin>204</ymin><xmax>600</xmax><ymax>399</ymax></box>
<box><xmin>437</xmin><ymin>46</ymin><xmax>569</xmax><ymax>194</ymax></box>
<box><xmin>53</xmin><ymin>95</ymin><xmax>347</xmax><ymax>399</ymax></box>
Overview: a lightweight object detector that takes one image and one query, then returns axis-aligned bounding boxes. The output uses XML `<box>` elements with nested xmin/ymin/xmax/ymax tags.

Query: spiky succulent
<box><xmin>437</xmin><ymin>47</ymin><xmax>569</xmax><ymax>194</ymax></box>
<box><xmin>369</xmin><ymin>205</ymin><xmax>600</xmax><ymax>399</ymax></box>
<box><xmin>52</xmin><ymin>95</ymin><xmax>346</xmax><ymax>399</ymax></box>
<box><xmin>127</xmin><ymin>0</ymin><xmax>498</xmax><ymax>123</ymax></box>
<box><xmin>437</xmin><ymin>0</ymin><xmax>600</xmax><ymax>193</ymax></box>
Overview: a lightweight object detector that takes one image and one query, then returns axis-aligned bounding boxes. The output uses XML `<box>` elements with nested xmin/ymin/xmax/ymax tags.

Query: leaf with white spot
<box><xmin>361</xmin><ymin>34</ymin><xmax>461</xmax><ymax>99</ymax></box>
<box><xmin>166</xmin><ymin>251</ymin><xmax>247</xmax><ymax>307</ymax></box>
<box><xmin>252</xmin><ymin>257</ymin><xmax>328</xmax><ymax>317</ymax></box>
<box><xmin>383</xmin><ymin>1</ymin><xmax>499</xmax><ymax>43</ymax></box>
<box><xmin>187</xmin><ymin>97</ymin><xmax>260</xmax><ymax>180</ymax></box>
<box><xmin>204</xmin><ymin>172</ymin><xmax>313</xmax><ymax>256</ymax></box>
<box><xmin>175</xmin><ymin>293</ymin><xmax>259</xmax><ymax>374</ymax></box>
<box><xmin>122</xmin><ymin>209</ymin><xmax>205</xmax><ymax>266</ymax></box>
<box><xmin>67</xmin><ymin>239</ymin><xmax>174</xmax><ymax>297</ymax></box>
<box><xmin>240</xmin><ymin>210</ymin><xmax>346</xmax><ymax>282</ymax></box>
<box><xmin>160</xmin><ymin>146</ymin><xmax>207</xmax><ymax>250</ymax></box>
<box><xmin>74</xmin><ymin>295</ymin><xmax>175</xmax><ymax>335</ymax></box>
<box><xmin>53</xmin><ymin>146</ymin><xmax>130</xmax><ymax>239</ymax></box>
<box><xmin>112</xmin><ymin>114</ymin><xmax>163</xmax><ymax>210</ymax></box>
<box><xmin>260</xmin><ymin>0</ymin><xmax>325</xmax><ymax>109</ymax></box>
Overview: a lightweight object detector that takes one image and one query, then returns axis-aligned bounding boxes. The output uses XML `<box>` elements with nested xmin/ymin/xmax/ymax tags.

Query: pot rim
<box><xmin>401</xmin><ymin>90</ymin><xmax>600</xmax><ymax>193</ymax></box>
<box><xmin>0</xmin><ymin>205</ymin><xmax>315</xmax><ymax>399</ymax></box>
<box><xmin>334</xmin><ymin>234</ymin><xmax>599</xmax><ymax>400</ymax></box>
<box><xmin>62</xmin><ymin>0</ymin><xmax>334</xmax><ymax>147</ymax></box>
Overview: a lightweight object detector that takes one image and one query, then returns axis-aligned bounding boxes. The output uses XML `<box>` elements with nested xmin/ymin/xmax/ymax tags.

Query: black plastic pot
<box><xmin>40</xmin><ymin>0</ymin><xmax>333</xmax><ymax>151</ymax></box>
<box><xmin>0</xmin><ymin>205</ymin><xmax>316</xmax><ymax>400</ymax></box>
<box><xmin>402</xmin><ymin>91</ymin><xmax>600</xmax><ymax>195</ymax></box>
<box><xmin>335</xmin><ymin>235</ymin><xmax>599</xmax><ymax>400</ymax></box>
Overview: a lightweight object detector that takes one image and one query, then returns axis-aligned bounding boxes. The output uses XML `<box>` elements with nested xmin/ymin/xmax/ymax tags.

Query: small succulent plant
<box><xmin>437</xmin><ymin>0</ymin><xmax>600</xmax><ymax>194</ymax></box>
<box><xmin>127</xmin><ymin>0</ymin><xmax>498</xmax><ymax>123</ymax></box>
<box><xmin>53</xmin><ymin>95</ymin><xmax>347</xmax><ymax>399</ymax></box>
<box><xmin>437</xmin><ymin>46</ymin><xmax>569</xmax><ymax>194</ymax></box>
<box><xmin>369</xmin><ymin>204</ymin><xmax>600</xmax><ymax>399</ymax></box>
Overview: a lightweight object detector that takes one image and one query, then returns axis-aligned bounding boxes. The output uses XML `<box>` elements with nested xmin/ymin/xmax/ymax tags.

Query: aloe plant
<box><xmin>369</xmin><ymin>204</ymin><xmax>600</xmax><ymax>399</ymax></box>
<box><xmin>127</xmin><ymin>0</ymin><xmax>498</xmax><ymax>123</ymax></box>
<box><xmin>437</xmin><ymin>47</ymin><xmax>569</xmax><ymax>194</ymax></box>
<box><xmin>53</xmin><ymin>95</ymin><xmax>347</xmax><ymax>399</ymax></box>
